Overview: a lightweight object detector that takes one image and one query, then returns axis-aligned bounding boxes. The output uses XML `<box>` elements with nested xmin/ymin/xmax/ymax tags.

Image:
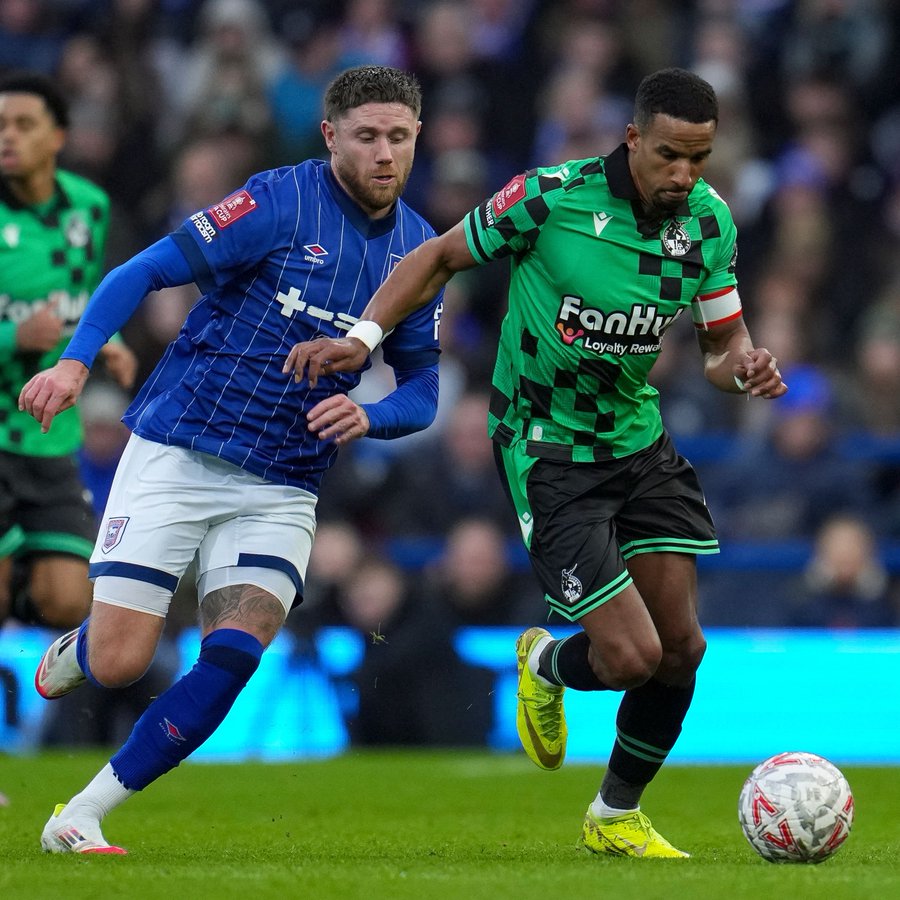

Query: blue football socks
<box><xmin>74</xmin><ymin>618</ymin><xmax>104</xmax><ymax>687</ymax></box>
<box><xmin>110</xmin><ymin>628</ymin><xmax>264</xmax><ymax>790</ymax></box>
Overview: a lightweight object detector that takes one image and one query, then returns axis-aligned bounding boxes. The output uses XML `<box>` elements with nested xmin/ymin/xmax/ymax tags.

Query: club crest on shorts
<box><xmin>562</xmin><ymin>564</ymin><xmax>583</xmax><ymax>602</ymax></box>
<box><xmin>102</xmin><ymin>517</ymin><xmax>129</xmax><ymax>553</ymax></box>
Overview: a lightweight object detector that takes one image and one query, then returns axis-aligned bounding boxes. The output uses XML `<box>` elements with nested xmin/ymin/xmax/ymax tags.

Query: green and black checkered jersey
<box><xmin>464</xmin><ymin>143</ymin><xmax>740</xmax><ymax>463</ymax></box>
<box><xmin>0</xmin><ymin>169</ymin><xmax>109</xmax><ymax>456</ymax></box>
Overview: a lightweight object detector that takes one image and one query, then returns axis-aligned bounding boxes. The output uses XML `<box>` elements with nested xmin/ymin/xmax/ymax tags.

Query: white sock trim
<box><xmin>526</xmin><ymin>635</ymin><xmax>555</xmax><ymax>685</ymax></box>
<box><xmin>591</xmin><ymin>797</ymin><xmax>640</xmax><ymax>819</ymax></box>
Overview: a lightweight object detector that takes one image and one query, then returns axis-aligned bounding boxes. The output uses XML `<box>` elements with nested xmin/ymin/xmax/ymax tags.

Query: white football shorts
<box><xmin>89</xmin><ymin>434</ymin><xmax>317</xmax><ymax>618</ymax></box>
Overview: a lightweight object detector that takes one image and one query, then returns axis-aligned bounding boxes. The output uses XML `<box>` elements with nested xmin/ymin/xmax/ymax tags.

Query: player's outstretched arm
<box><xmin>284</xmin><ymin>222</ymin><xmax>476</xmax><ymax>388</ymax></box>
<box><xmin>18</xmin><ymin>358</ymin><xmax>90</xmax><ymax>433</ymax></box>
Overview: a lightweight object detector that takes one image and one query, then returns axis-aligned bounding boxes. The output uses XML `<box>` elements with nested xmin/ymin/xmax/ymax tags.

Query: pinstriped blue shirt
<box><xmin>120</xmin><ymin>160</ymin><xmax>442</xmax><ymax>493</ymax></box>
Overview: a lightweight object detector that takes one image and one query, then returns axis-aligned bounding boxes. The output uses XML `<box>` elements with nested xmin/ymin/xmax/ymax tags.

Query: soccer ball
<box><xmin>738</xmin><ymin>751</ymin><xmax>854</xmax><ymax>863</ymax></box>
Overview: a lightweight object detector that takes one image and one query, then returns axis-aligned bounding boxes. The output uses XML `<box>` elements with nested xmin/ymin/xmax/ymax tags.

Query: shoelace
<box><xmin>526</xmin><ymin>685</ymin><xmax>563</xmax><ymax>741</ymax></box>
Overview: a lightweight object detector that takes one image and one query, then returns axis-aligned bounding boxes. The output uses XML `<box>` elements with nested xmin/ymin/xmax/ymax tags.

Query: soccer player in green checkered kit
<box><xmin>288</xmin><ymin>67</ymin><xmax>787</xmax><ymax>858</ymax></box>
<box><xmin>0</xmin><ymin>73</ymin><xmax>136</xmax><ymax>629</ymax></box>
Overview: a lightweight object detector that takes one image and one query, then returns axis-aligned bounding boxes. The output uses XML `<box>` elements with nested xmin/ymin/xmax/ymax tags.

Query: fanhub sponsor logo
<box><xmin>555</xmin><ymin>294</ymin><xmax>682</xmax><ymax>356</ymax></box>
<box><xmin>0</xmin><ymin>290</ymin><xmax>89</xmax><ymax>330</ymax></box>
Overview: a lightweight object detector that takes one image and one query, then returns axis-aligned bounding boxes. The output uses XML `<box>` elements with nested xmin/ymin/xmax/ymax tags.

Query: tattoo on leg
<box><xmin>200</xmin><ymin>584</ymin><xmax>285</xmax><ymax>645</ymax></box>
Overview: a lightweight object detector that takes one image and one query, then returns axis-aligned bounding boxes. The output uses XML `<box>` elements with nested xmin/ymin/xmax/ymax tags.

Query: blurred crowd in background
<box><xmin>4</xmin><ymin>0</ymin><xmax>900</xmax><ymax>698</ymax></box>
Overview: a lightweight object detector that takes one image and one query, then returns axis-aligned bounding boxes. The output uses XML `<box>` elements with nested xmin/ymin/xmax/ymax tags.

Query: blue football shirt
<box><xmin>123</xmin><ymin>160</ymin><xmax>442</xmax><ymax>493</ymax></box>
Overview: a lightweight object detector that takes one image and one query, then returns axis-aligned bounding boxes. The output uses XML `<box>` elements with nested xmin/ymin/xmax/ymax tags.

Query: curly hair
<box><xmin>324</xmin><ymin>66</ymin><xmax>422</xmax><ymax>122</ymax></box>
<box><xmin>634</xmin><ymin>68</ymin><xmax>718</xmax><ymax>129</ymax></box>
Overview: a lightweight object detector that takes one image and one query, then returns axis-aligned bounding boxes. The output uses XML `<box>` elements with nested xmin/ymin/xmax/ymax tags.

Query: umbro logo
<box><xmin>593</xmin><ymin>211</ymin><xmax>612</xmax><ymax>236</ymax></box>
<box><xmin>303</xmin><ymin>244</ymin><xmax>328</xmax><ymax>265</ymax></box>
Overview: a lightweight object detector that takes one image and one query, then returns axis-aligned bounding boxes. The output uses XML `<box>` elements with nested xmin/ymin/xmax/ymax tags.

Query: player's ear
<box><xmin>321</xmin><ymin>119</ymin><xmax>336</xmax><ymax>152</ymax></box>
<box><xmin>625</xmin><ymin>123</ymin><xmax>640</xmax><ymax>152</ymax></box>
<box><xmin>52</xmin><ymin>125</ymin><xmax>67</xmax><ymax>156</ymax></box>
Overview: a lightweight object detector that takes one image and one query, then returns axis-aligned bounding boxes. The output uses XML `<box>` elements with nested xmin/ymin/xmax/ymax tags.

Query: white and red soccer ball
<box><xmin>738</xmin><ymin>751</ymin><xmax>854</xmax><ymax>863</ymax></box>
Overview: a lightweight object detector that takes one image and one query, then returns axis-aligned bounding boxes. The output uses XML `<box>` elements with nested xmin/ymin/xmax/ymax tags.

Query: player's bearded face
<box><xmin>327</xmin><ymin>103</ymin><xmax>421</xmax><ymax>219</ymax></box>
<box><xmin>626</xmin><ymin>116</ymin><xmax>716</xmax><ymax>218</ymax></box>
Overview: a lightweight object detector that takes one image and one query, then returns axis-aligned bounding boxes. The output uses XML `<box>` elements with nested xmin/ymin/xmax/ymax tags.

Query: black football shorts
<box><xmin>0</xmin><ymin>449</ymin><xmax>96</xmax><ymax>559</ymax></box>
<box><xmin>496</xmin><ymin>432</ymin><xmax>718</xmax><ymax>621</ymax></box>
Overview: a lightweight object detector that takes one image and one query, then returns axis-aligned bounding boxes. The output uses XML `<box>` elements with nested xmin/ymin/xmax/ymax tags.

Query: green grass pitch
<box><xmin>1</xmin><ymin>750</ymin><xmax>897</xmax><ymax>899</ymax></box>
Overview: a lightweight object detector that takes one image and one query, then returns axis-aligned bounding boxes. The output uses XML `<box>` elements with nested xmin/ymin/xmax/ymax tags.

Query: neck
<box><xmin>5</xmin><ymin>167</ymin><xmax>56</xmax><ymax>206</ymax></box>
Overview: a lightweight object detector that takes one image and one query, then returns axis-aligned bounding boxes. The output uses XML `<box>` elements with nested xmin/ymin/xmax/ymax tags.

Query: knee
<box><xmin>87</xmin><ymin>645</ymin><xmax>153</xmax><ymax>689</ymax></box>
<box><xmin>590</xmin><ymin>637</ymin><xmax>662</xmax><ymax>691</ymax></box>
<box><xmin>33</xmin><ymin>593</ymin><xmax>91</xmax><ymax>629</ymax></box>
<box><xmin>26</xmin><ymin>563</ymin><xmax>92</xmax><ymax>628</ymax></box>
<box><xmin>658</xmin><ymin>630</ymin><xmax>707</xmax><ymax>683</ymax></box>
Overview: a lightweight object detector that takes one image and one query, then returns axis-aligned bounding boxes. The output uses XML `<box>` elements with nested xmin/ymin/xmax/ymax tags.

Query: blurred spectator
<box><xmin>375</xmin><ymin>391</ymin><xmax>518</xmax><ymax>539</ymax></box>
<box><xmin>845</xmin><ymin>278</ymin><xmax>900</xmax><ymax>434</ymax></box>
<box><xmin>297</xmin><ymin>520</ymin><xmax>366</xmax><ymax>631</ymax></box>
<box><xmin>739</xmin><ymin>76</ymin><xmax>890</xmax><ymax>355</ymax></box>
<box><xmin>77</xmin><ymin>380</ymin><xmax>131</xmax><ymax>518</ymax></box>
<box><xmin>469</xmin><ymin>0</ymin><xmax>536</xmax><ymax>64</ymax></box>
<box><xmin>267</xmin><ymin>7</ymin><xmax>362</xmax><ymax>166</ymax></box>
<box><xmin>700</xmin><ymin>364</ymin><xmax>876</xmax><ymax>541</ymax></box>
<box><xmin>530</xmin><ymin>64</ymin><xmax>627</xmax><ymax>165</ymax></box>
<box><xmin>780</xmin><ymin>0</ymin><xmax>893</xmax><ymax>119</ymax></box>
<box><xmin>424</xmin><ymin>517</ymin><xmax>544</xmax><ymax>626</ymax></box>
<box><xmin>529</xmin><ymin>13</ymin><xmax>633</xmax><ymax>165</ymax></box>
<box><xmin>0</xmin><ymin>0</ymin><xmax>65</xmax><ymax>75</ymax></box>
<box><xmin>54</xmin><ymin>33</ymin><xmax>120</xmax><ymax>192</ymax></box>
<box><xmin>337</xmin><ymin>555</ymin><xmax>493</xmax><ymax>746</ymax></box>
<box><xmin>171</xmin><ymin>0</ymin><xmax>282</xmax><ymax>153</ymax></box>
<box><xmin>785</xmin><ymin>514</ymin><xmax>899</xmax><ymax>628</ymax></box>
<box><xmin>409</xmin><ymin>0</ymin><xmax>535</xmax><ymax>173</ymax></box>
<box><xmin>339</xmin><ymin>0</ymin><xmax>410</xmax><ymax>70</ymax></box>
<box><xmin>77</xmin><ymin>0</ymin><xmax>172</xmax><ymax>216</ymax></box>
<box><xmin>423</xmin><ymin>148</ymin><xmax>492</xmax><ymax>235</ymax></box>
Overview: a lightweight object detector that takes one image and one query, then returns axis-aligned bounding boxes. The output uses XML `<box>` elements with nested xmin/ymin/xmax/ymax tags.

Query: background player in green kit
<box><xmin>0</xmin><ymin>72</ymin><xmax>136</xmax><ymax>628</ymax></box>
<box><xmin>287</xmin><ymin>68</ymin><xmax>787</xmax><ymax>858</ymax></box>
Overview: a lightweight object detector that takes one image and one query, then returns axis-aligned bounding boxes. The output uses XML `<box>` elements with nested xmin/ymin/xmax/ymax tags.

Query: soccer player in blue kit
<box><xmin>19</xmin><ymin>65</ymin><xmax>442</xmax><ymax>854</ymax></box>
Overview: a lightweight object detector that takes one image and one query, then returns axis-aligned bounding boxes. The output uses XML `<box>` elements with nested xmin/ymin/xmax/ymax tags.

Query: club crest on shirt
<box><xmin>102</xmin><ymin>516</ymin><xmax>129</xmax><ymax>553</ymax></box>
<box><xmin>662</xmin><ymin>220</ymin><xmax>692</xmax><ymax>257</ymax></box>
<box><xmin>209</xmin><ymin>189</ymin><xmax>257</xmax><ymax>228</ymax></box>
<box><xmin>64</xmin><ymin>212</ymin><xmax>90</xmax><ymax>249</ymax></box>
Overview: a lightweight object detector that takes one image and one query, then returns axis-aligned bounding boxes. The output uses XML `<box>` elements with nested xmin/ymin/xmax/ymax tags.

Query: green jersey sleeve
<box><xmin>463</xmin><ymin>163</ymin><xmax>574</xmax><ymax>264</ymax></box>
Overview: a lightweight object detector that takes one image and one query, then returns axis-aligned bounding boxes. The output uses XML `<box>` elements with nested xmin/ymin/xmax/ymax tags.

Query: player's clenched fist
<box><xmin>283</xmin><ymin>336</ymin><xmax>371</xmax><ymax>388</ymax></box>
<box><xmin>18</xmin><ymin>358</ymin><xmax>90</xmax><ymax>434</ymax></box>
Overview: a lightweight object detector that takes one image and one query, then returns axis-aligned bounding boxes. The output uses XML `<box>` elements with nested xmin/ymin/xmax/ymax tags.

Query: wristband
<box><xmin>346</xmin><ymin>320</ymin><xmax>384</xmax><ymax>353</ymax></box>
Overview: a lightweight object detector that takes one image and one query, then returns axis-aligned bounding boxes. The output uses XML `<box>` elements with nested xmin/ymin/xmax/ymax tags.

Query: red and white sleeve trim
<box><xmin>691</xmin><ymin>287</ymin><xmax>742</xmax><ymax>330</ymax></box>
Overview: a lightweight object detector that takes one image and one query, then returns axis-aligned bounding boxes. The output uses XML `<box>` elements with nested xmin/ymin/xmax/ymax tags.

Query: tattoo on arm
<box><xmin>200</xmin><ymin>584</ymin><xmax>285</xmax><ymax>646</ymax></box>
